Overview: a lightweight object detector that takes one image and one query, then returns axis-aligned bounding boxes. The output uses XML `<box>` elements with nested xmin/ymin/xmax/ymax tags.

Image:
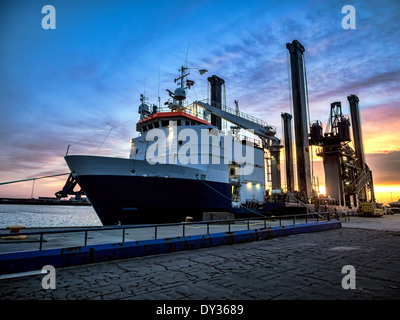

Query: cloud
<box><xmin>366</xmin><ymin>151</ymin><xmax>400</xmax><ymax>185</ymax></box>
<box><xmin>309</xmin><ymin>69</ymin><xmax>400</xmax><ymax>105</ymax></box>
<box><xmin>1</xmin><ymin>0</ymin><xmax>400</xmax><ymax>198</ymax></box>
<box><xmin>361</xmin><ymin>102</ymin><xmax>400</xmax><ymax>153</ymax></box>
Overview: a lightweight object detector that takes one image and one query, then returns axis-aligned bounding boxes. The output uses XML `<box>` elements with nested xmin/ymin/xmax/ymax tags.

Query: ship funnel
<box><xmin>208</xmin><ymin>75</ymin><xmax>225</xmax><ymax>130</ymax></box>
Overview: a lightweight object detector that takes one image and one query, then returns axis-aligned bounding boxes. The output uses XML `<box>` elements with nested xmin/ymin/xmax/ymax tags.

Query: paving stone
<box><xmin>1</xmin><ymin>227</ymin><xmax>400</xmax><ymax>300</ymax></box>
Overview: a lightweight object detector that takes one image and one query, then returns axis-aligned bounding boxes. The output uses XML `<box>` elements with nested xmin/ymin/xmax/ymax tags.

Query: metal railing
<box><xmin>0</xmin><ymin>212</ymin><xmax>346</xmax><ymax>252</ymax></box>
<box><xmin>220</xmin><ymin>104</ymin><xmax>276</xmax><ymax>132</ymax></box>
<box><xmin>140</xmin><ymin>101</ymin><xmax>211</xmax><ymax>123</ymax></box>
<box><xmin>195</xmin><ymin>99</ymin><xmax>277</xmax><ymax>133</ymax></box>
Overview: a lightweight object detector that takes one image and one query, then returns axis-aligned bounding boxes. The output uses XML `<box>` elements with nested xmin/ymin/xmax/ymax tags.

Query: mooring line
<box><xmin>195</xmin><ymin>176</ymin><xmax>267</xmax><ymax>218</ymax></box>
<box><xmin>0</xmin><ymin>173</ymin><xmax>70</xmax><ymax>186</ymax></box>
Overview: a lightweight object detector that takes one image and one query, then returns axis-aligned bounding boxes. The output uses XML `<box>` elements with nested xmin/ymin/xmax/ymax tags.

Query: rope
<box><xmin>66</xmin><ymin>117</ymin><xmax>136</xmax><ymax>155</ymax></box>
<box><xmin>0</xmin><ymin>173</ymin><xmax>70</xmax><ymax>186</ymax></box>
<box><xmin>95</xmin><ymin>127</ymin><xmax>113</xmax><ymax>154</ymax></box>
<box><xmin>195</xmin><ymin>176</ymin><xmax>267</xmax><ymax>217</ymax></box>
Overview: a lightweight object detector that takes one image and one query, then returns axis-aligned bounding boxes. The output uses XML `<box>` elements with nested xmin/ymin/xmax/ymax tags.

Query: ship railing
<box><xmin>0</xmin><ymin>212</ymin><xmax>345</xmax><ymax>253</ymax></box>
<box><xmin>198</xmin><ymin>99</ymin><xmax>277</xmax><ymax>133</ymax></box>
<box><xmin>142</xmin><ymin>101</ymin><xmax>211</xmax><ymax>123</ymax></box>
<box><xmin>143</xmin><ymin>98</ymin><xmax>276</xmax><ymax>134</ymax></box>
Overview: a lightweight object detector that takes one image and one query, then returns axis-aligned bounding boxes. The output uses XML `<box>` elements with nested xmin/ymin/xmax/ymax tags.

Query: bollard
<box><xmin>1</xmin><ymin>225</ymin><xmax>27</xmax><ymax>240</ymax></box>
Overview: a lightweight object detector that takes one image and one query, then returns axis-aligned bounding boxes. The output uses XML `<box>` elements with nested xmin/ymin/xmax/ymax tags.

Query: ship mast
<box><xmin>169</xmin><ymin>66</ymin><xmax>208</xmax><ymax>111</ymax></box>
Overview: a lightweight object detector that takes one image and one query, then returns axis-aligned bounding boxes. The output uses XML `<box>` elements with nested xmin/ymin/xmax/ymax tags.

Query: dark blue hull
<box><xmin>75</xmin><ymin>175</ymin><xmax>231</xmax><ymax>225</ymax></box>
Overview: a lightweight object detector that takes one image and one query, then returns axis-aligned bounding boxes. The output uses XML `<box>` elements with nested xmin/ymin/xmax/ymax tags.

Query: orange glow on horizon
<box><xmin>373</xmin><ymin>184</ymin><xmax>400</xmax><ymax>205</ymax></box>
<box><xmin>361</xmin><ymin>107</ymin><xmax>400</xmax><ymax>154</ymax></box>
<box><xmin>317</xmin><ymin>184</ymin><xmax>400</xmax><ymax>205</ymax></box>
<box><xmin>2</xmin><ymin>179</ymin><xmax>400</xmax><ymax>206</ymax></box>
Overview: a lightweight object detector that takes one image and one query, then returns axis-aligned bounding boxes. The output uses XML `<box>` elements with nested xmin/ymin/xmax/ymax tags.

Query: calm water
<box><xmin>0</xmin><ymin>204</ymin><xmax>102</xmax><ymax>228</ymax></box>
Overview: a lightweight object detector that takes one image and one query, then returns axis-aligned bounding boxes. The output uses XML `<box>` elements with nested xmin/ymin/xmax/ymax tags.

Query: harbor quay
<box><xmin>0</xmin><ymin>215</ymin><xmax>399</xmax><ymax>303</ymax></box>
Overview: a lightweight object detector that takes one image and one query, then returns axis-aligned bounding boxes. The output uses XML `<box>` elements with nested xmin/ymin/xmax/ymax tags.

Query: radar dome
<box><xmin>174</xmin><ymin>87</ymin><xmax>186</xmax><ymax>101</ymax></box>
<box><xmin>138</xmin><ymin>103</ymin><xmax>150</xmax><ymax>114</ymax></box>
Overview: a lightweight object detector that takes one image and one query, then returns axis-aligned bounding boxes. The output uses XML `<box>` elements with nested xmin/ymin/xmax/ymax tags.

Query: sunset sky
<box><xmin>1</xmin><ymin>0</ymin><xmax>399</xmax><ymax>204</ymax></box>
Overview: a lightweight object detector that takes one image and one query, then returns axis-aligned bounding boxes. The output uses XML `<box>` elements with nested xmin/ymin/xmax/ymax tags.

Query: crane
<box><xmin>193</xmin><ymin>100</ymin><xmax>279</xmax><ymax>144</ymax></box>
<box><xmin>191</xmin><ymin>74</ymin><xmax>285</xmax><ymax>199</ymax></box>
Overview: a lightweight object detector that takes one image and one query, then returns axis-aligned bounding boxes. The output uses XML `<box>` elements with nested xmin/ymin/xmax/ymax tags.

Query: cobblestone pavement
<box><xmin>1</xmin><ymin>227</ymin><xmax>399</xmax><ymax>300</ymax></box>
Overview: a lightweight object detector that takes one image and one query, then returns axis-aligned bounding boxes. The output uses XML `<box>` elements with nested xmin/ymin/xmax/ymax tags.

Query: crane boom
<box><xmin>193</xmin><ymin>100</ymin><xmax>279</xmax><ymax>142</ymax></box>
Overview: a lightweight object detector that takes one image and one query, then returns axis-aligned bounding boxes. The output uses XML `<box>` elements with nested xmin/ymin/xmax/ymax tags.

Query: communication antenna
<box><xmin>143</xmin><ymin>76</ymin><xmax>147</xmax><ymax>98</ymax></box>
<box><xmin>184</xmin><ymin>38</ymin><xmax>191</xmax><ymax>67</ymax></box>
<box><xmin>158</xmin><ymin>67</ymin><xmax>161</xmax><ymax>108</ymax></box>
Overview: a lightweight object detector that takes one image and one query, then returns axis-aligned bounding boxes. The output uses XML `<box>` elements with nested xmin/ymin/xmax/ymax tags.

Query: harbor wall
<box><xmin>0</xmin><ymin>220</ymin><xmax>341</xmax><ymax>275</ymax></box>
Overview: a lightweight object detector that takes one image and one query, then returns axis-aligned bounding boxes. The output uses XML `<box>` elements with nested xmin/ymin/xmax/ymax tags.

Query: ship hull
<box><xmin>76</xmin><ymin>175</ymin><xmax>231</xmax><ymax>225</ymax></box>
<box><xmin>65</xmin><ymin>155</ymin><xmax>231</xmax><ymax>225</ymax></box>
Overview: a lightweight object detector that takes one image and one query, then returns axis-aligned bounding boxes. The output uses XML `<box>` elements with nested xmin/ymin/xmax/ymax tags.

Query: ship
<box><xmin>64</xmin><ymin>66</ymin><xmax>280</xmax><ymax>225</ymax></box>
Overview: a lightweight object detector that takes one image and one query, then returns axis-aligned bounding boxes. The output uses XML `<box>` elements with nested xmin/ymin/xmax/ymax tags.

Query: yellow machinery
<box><xmin>359</xmin><ymin>202</ymin><xmax>384</xmax><ymax>217</ymax></box>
